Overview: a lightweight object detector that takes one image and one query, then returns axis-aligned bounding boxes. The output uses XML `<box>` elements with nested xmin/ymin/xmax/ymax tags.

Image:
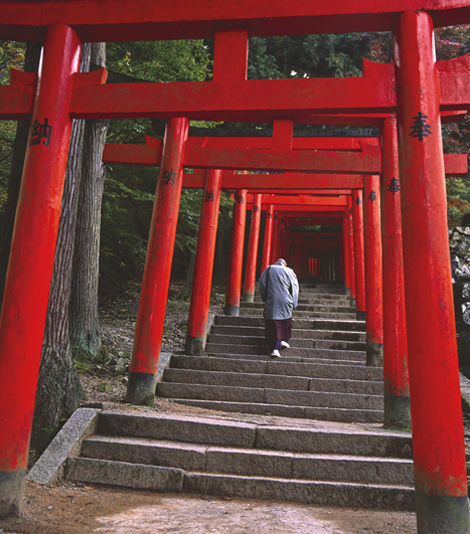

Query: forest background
<box><xmin>0</xmin><ymin>27</ymin><xmax>469</xmax><ymax>452</ymax></box>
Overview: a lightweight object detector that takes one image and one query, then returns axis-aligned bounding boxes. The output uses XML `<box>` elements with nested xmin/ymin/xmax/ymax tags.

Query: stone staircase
<box><xmin>64</xmin><ymin>282</ymin><xmax>415</xmax><ymax>510</ymax></box>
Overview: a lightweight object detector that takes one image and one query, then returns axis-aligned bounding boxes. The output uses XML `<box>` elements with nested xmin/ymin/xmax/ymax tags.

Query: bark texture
<box><xmin>0</xmin><ymin>43</ymin><xmax>42</xmax><ymax>312</ymax></box>
<box><xmin>71</xmin><ymin>43</ymin><xmax>110</xmax><ymax>358</ymax></box>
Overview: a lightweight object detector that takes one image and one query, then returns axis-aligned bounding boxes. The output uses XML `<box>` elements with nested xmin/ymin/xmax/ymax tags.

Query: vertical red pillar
<box><xmin>224</xmin><ymin>189</ymin><xmax>247</xmax><ymax>316</ymax></box>
<box><xmin>261</xmin><ymin>204</ymin><xmax>274</xmax><ymax>272</ymax></box>
<box><xmin>243</xmin><ymin>193</ymin><xmax>262</xmax><ymax>302</ymax></box>
<box><xmin>380</xmin><ymin>116</ymin><xmax>410</xmax><ymax>429</ymax></box>
<box><xmin>0</xmin><ymin>24</ymin><xmax>81</xmax><ymax>518</ymax></box>
<box><xmin>185</xmin><ymin>169</ymin><xmax>222</xmax><ymax>355</ymax></box>
<box><xmin>352</xmin><ymin>189</ymin><xmax>366</xmax><ymax>320</ymax></box>
<box><xmin>342</xmin><ymin>211</ymin><xmax>350</xmax><ymax>294</ymax></box>
<box><xmin>270</xmin><ymin>213</ymin><xmax>280</xmax><ymax>264</ymax></box>
<box><xmin>394</xmin><ymin>11</ymin><xmax>469</xmax><ymax>532</ymax></box>
<box><xmin>126</xmin><ymin>117</ymin><xmax>189</xmax><ymax>405</ymax></box>
<box><xmin>347</xmin><ymin>196</ymin><xmax>356</xmax><ymax>305</ymax></box>
<box><xmin>363</xmin><ymin>175</ymin><xmax>384</xmax><ymax>366</ymax></box>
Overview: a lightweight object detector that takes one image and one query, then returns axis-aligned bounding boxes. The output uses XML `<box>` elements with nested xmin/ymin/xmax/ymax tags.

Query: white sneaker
<box><xmin>270</xmin><ymin>349</ymin><xmax>281</xmax><ymax>357</ymax></box>
<box><xmin>281</xmin><ymin>341</ymin><xmax>290</xmax><ymax>349</ymax></box>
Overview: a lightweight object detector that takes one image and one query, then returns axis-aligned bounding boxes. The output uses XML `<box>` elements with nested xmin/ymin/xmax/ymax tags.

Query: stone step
<box><xmin>210</xmin><ymin>325</ymin><xmax>366</xmax><ymax>342</ymax></box>
<box><xmin>239</xmin><ymin>309</ymin><xmax>357</xmax><ymax>320</ymax></box>
<box><xmin>206</xmin><ymin>334</ymin><xmax>366</xmax><ymax>351</ymax></box>
<box><xmin>95</xmin><ymin>412</ymin><xmax>412</xmax><ymax>457</ymax></box>
<box><xmin>169</xmin><ymin>398</ymin><xmax>384</xmax><ymax>424</ymax></box>
<box><xmin>163</xmin><ymin>369</ymin><xmax>383</xmax><ymax>395</ymax></box>
<box><xmin>80</xmin><ymin>435</ymin><xmax>414</xmax><ymax>486</ymax></box>
<box><xmin>214</xmin><ymin>315</ymin><xmax>366</xmax><ymax>332</ymax></box>
<box><xmin>170</xmin><ymin>355</ymin><xmax>383</xmax><ymax>382</ymax></box>
<box><xmin>156</xmin><ymin>383</ymin><xmax>383</xmax><ymax>410</ymax></box>
<box><xmin>205</xmin><ymin>343</ymin><xmax>366</xmax><ymax>361</ymax></box>
<box><xmin>65</xmin><ymin>457</ymin><xmax>414</xmax><ymax>510</ymax></box>
<box><xmin>243</xmin><ymin>303</ymin><xmax>356</xmax><ymax>313</ymax></box>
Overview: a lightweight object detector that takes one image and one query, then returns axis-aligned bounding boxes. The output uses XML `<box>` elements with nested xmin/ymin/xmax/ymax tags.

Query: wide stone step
<box><xmin>170</xmin><ymin>355</ymin><xmax>383</xmax><ymax>381</ymax></box>
<box><xmin>169</xmin><ymin>398</ymin><xmax>384</xmax><ymax>423</ymax></box>
<box><xmin>206</xmin><ymin>334</ymin><xmax>366</xmax><ymax>351</ymax></box>
<box><xmin>243</xmin><ymin>303</ymin><xmax>356</xmax><ymax>313</ymax></box>
<box><xmin>205</xmin><ymin>343</ymin><xmax>366</xmax><ymax>361</ymax></box>
<box><xmin>214</xmin><ymin>316</ymin><xmax>366</xmax><ymax>332</ymax></box>
<box><xmin>65</xmin><ymin>457</ymin><xmax>414</xmax><ymax>510</ymax></box>
<box><xmin>80</xmin><ymin>435</ymin><xmax>414</xmax><ymax>486</ymax></box>
<box><xmin>239</xmin><ymin>309</ymin><xmax>357</xmax><ymax>319</ymax></box>
<box><xmin>163</xmin><ymin>368</ymin><xmax>383</xmax><ymax>395</ymax></box>
<box><xmin>157</xmin><ymin>383</ymin><xmax>383</xmax><ymax>410</ymax></box>
<box><xmin>210</xmin><ymin>325</ymin><xmax>366</xmax><ymax>342</ymax></box>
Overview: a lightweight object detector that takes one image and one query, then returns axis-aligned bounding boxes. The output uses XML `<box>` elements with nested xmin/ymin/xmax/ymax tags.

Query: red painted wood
<box><xmin>225</xmin><ymin>189</ymin><xmax>248</xmax><ymax>315</ymax></box>
<box><xmin>261</xmin><ymin>205</ymin><xmax>274</xmax><ymax>273</ymax></box>
<box><xmin>380</xmin><ymin>117</ymin><xmax>410</xmax><ymax>402</ymax></box>
<box><xmin>186</xmin><ymin>169</ymin><xmax>222</xmax><ymax>344</ymax></box>
<box><xmin>1</xmin><ymin>0</ymin><xmax>470</xmax><ymax>43</ymax></box>
<box><xmin>243</xmin><ymin>194</ymin><xmax>262</xmax><ymax>302</ymax></box>
<box><xmin>270</xmin><ymin>214</ymin><xmax>280</xmax><ymax>264</ymax></box>
<box><xmin>342</xmin><ymin>213</ymin><xmax>350</xmax><ymax>291</ymax></box>
<box><xmin>249</xmin><ymin>194</ymin><xmax>347</xmax><ymax>206</ymax></box>
<box><xmin>129</xmin><ymin>117</ymin><xmax>189</xmax><ymax>375</ymax></box>
<box><xmin>363</xmin><ymin>175</ymin><xmax>383</xmax><ymax>361</ymax></box>
<box><xmin>0</xmin><ymin>24</ymin><xmax>81</xmax><ymax>473</ymax></box>
<box><xmin>352</xmin><ymin>190</ymin><xmax>365</xmax><ymax>313</ymax></box>
<box><xmin>394</xmin><ymin>10</ymin><xmax>467</xmax><ymax>498</ymax></box>
<box><xmin>347</xmin><ymin>196</ymin><xmax>356</xmax><ymax>299</ymax></box>
<box><xmin>213</xmin><ymin>30</ymin><xmax>248</xmax><ymax>82</ymax></box>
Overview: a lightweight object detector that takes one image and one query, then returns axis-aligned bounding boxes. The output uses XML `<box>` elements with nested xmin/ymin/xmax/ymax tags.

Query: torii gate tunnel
<box><xmin>0</xmin><ymin>2</ymin><xmax>470</xmax><ymax>532</ymax></box>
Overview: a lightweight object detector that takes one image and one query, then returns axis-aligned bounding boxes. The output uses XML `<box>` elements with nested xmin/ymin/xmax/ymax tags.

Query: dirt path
<box><xmin>0</xmin><ymin>481</ymin><xmax>417</xmax><ymax>534</ymax></box>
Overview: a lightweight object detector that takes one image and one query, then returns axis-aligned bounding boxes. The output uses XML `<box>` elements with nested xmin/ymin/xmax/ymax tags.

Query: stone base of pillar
<box><xmin>366</xmin><ymin>338</ymin><xmax>383</xmax><ymax>366</ymax></box>
<box><xmin>384</xmin><ymin>394</ymin><xmax>411</xmax><ymax>430</ymax></box>
<box><xmin>125</xmin><ymin>372</ymin><xmax>157</xmax><ymax>406</ymax></box>
<box><xmin>243</xmin><ymin>293</ymin><xmax>255</xmax><ymax>303</ymax></box>
<box><xmin>356</xmin><ymin>310</ymin><xmax>366</xmax><ymax>321</ymax></box>
<box><xmin>224</xmin><ymin>304</ymin><xmax>240</xmax><ymax>316</ymax></box>
<box><xmin>185</xmin><ymin>335</ymin><xmax>206</xmax><ymax>356</ymax></box>
<box><xmin>416</xmin><ymin>493</ymin><xmax>469</xmax><ymax>534</ymax></box>
<box><xmin>350</xmin><ymin>297</ymin><xmax>356</xmax><ymax>308</ymax></box>
<box><xmin>0</xmin><ymin>471</ymin><xmax>25</xmax><ymax>519</ymax></box>
<box><xmin>345</xmin><ymin>288</ymin><xmax>350</xmax><ymax>297</ymax></box>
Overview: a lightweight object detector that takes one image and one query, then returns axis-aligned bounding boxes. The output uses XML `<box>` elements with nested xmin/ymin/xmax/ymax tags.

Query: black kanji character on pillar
<box><xmin>204</xmin><ymin>189</ymin><xmax>214</xmax><ymax>202</ymax></box>
<box><xmin>253</xmin><ymin>205</ymin><xmax>260</xmax><ymax>213</ymax></box>
<box><xmin>161</xmin><ymin>167</ymin><xmax>176</xmax><ymax>185</ymax></box>
<box><xmin>368</xmin><ymin>190</ymin><xmax>377</xmax><ymax>202</ymax></box>
<box><xmin>409</xmin><ymin>112</ymin><xmax>432</xmax><ymax>141</ymax></box>
<box><xmin>30</xmin><ymin>118</ymin><xmax>52</xmax><ymax>146</ymax></box>
<box><xmin>387</xmin><ymin>177</ymin><xmax>400</xmax><ymax>194</ymax></box>
<box><xmin>235</xmin><ymin>192</ymin><xmax>244</xmax><ymax>203</ymax></box>
<box><xmin>355</xmin><ymin>197</ymin><xmax>361</xmax><ymax>206</ymax></box>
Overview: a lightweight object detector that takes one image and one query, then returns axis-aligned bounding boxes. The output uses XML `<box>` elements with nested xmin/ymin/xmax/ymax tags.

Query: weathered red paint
<box><xmin>394</xmin><ymin>10</ymin><xmax>467</xmax><ymax>497</ymax></box>
<box><xmin>363</xmin><ymin>175</ymin><xmax>383</xmax><ymax>365</ymax></box>
<box><xmin>380</xmin><ymin>117</ymin><xmax>410</xmax><ymax>398</ymax></box>
<box><xmin>270</xmin><ymin>214</ymin><xmax>280</xmax><ymax>265</ymax></box>
<box><xmin>261</xmin><ymin>205</ymin><xmax>274</xmax><ymax>273</ymax></box>
<box><xmin>347</xmin><ymin>196</ymin><xmax>356</xmax><ymax>300</ymax></box>
<box><xmin>186</xmin><ymin>169</ymin><xmax>222</xmax><ymax>352</ymax></box>
<box><xmin>352</xmin><ymin>190</ymin><xmax>365</xmax><ymax>316</ymax></box>
<box><xmin>0</xmin><ymin>24</ymin><xmax>81</xmax><ymax>472</ymax></box>
<box><xmin>225</xmin><ymin>189</ymin><xmax>248</xmax><ymax>316</ymax></box>
<box><xmin>243</xmin><ymin>194</ymin><xmax>262</xmax><ymax>303</ymax></box>
<box><xmin>129</xmin><ymin>117</ymin><xmax>189</xmax><ymax>375</ymax></box>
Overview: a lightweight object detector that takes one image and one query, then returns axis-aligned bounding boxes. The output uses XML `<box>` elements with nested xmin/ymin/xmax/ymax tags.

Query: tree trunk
<box><xmin>70</xmin><ymin>43</ymin><xmax>110</xmax><ymax>358</ymax></box>
<box><xmin>0</xmin><ymin>43</ymin><xmax>42</xmax><ymax>312</ymax></box>
<box><xmin>31</xmin><ymin>44</ymin><xmax>92</xmax><ymax>454</ymax></box>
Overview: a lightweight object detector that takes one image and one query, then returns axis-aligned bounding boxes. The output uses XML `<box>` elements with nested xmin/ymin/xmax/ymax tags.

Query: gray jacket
<box><xmin>259</xmin><ymin>260</ymin><xmax>299</xmax><ymax>320</ymax></box>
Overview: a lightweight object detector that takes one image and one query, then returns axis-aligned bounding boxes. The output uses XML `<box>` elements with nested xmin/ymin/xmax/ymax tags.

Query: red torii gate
<box><xmin>0</xmin><ymin>3</ymin><xmax>469</xmax><ymax>530</ymax></box>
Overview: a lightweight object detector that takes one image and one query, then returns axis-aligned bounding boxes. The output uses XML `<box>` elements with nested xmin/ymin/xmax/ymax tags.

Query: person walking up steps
<box><xmin>259</xmin><ymin>258</ymin><xmax>299</xmax><ymax>357</ymax></box>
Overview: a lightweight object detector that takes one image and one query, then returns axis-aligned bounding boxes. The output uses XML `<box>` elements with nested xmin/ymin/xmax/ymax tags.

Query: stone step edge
<box><xmin>83</xmin><ymin>434</ymin><xmax>414</xmax><ymax>464</ymax></box>
<box><xmin>65</xmin><ymin>457</ymin><xmax>415</xmax><ymax>511</ymax></box>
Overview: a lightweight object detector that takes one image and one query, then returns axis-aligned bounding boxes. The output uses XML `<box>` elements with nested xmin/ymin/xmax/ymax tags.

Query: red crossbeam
<box><xmin>0</xmin><ymin>0</ymin><xmax>469</xmax><ymax>42</ymax></box>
